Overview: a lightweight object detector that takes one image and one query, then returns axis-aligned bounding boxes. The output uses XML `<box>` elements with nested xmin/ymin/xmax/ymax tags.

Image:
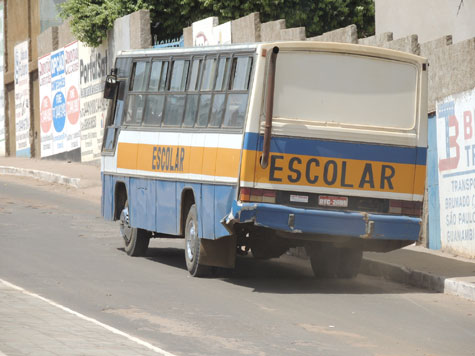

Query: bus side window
<box><xmin>208</xmin><ymin>57</ymin><xmax>230</xmax><ymax>128</ymax></box>
<box><xmin>163</xmin><ymin>59</ymin><xmax>189</xmax><ymax>126</ymax></box>
<box><xmin>222</xmin><ymin>56</ymin><xmax>253</xmax><ymax>128</ymax></box>
<box><xmin>125</xmin><ymin>61</ymin><xmax>150</xmax><ymax>125</ymax></box>
<box><xmin>183</xmin><ymin>58</ymin><xmax>202</xmax><ymax>127</ymax></box>
<box><xmin>130</xmin><ymin>61</ymin><xmax>150</xmax><ymax>91</ymax></box>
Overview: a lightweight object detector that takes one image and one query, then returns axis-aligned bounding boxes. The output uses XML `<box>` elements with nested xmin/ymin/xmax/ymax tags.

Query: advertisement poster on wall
<box><xmin>436</xmin><ymin>87</ymin><xmax>475</xmax><ymax>258</ymax></box>
<box><xmin>50</xmin><ymin>47</ymin><xmax>66</xmax><ymax>154</ymax></box>
<box><xmin>0</xmin><ymin>1</ymin><xmax>5</xmax><ymax>157</ymax></box>
<box><xmin>41</xmin><ymin>42</ymin><xmax>81</xmax><ymax>158</ymax></box>
<box><xmin>79</xmin><ymin>41</ymin><xmax>109</xmax><ymax>162</ymax></box>
<box><xmin>64</xmin><ymin>41</ymin><xmax>81</xmax><ymax>152</ymax></box>
<box><xmin>39</xmin><ymin>53</ymin><xmax>52</xmax><ymax>157</ymax></box>
<box><xmin>14</xmin><ymin>40</ymin><xmax>30</xmax><ymax>157</ymax></box>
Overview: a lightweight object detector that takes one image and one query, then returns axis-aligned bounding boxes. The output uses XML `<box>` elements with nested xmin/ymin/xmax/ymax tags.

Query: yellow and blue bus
<box><xmin>101</xmin><ymin>41</ymin><xmax>428</xmax><ymax>277</ymax></box>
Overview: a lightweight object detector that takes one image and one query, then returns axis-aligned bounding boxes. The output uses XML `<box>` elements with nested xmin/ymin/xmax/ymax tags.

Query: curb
<box><xmin>360</xmin><ymin>258</ymin><xmax>475</xmax><ymax>302</ymax></box>
<box><xmin>0</xmin><ymin>166</ymin><xmax>81</xmax><ymax>189</ymax></box>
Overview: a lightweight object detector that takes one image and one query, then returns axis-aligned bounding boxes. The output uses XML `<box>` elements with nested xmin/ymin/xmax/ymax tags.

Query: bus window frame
<box><xmin>101</xmin><ymin>57</ymin><xmax>133</xmax><ymax>155</ymax></box>
<box><xmin>105</xmin><ymin>50</ymin><xmax>255</xmax><ymax>139</ymax></box>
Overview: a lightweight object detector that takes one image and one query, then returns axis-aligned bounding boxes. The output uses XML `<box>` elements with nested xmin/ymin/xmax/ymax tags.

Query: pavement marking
<box><xmin>0</xmin><ymin>278</ymin><xmax>177</xmax><ymax>356</ymax></box>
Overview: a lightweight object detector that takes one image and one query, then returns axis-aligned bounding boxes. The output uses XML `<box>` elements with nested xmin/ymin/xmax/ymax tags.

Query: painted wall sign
<box><xmin>436</xmin><ymin>87</ymin><xmax>475</xmax><ymax>258</ymax></box>
<box><xmin>0</xmin><ymin>1</ymin><xmax>5</xmax><ymax>157</ymax></box>
<box><xmin>40</xmin><ymin>42</ymin><xmax>81</xmax><ymax>158</ymax></box>
<box><xmin>79</xmin><ymin>41</ymin><xmax>108</xmax><ymax>162</ymax></box>
<box><xmin>14</xmin><ymin>40</ymin><xmax>30</xmax><ymax>157</ymax></box>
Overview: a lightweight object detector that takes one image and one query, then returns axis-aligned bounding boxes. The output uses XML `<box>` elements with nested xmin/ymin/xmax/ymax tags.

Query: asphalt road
<box><xmin>1</xmin><ymin>176</ymin><xmax>474</xmax><ymax>356</ymax></box>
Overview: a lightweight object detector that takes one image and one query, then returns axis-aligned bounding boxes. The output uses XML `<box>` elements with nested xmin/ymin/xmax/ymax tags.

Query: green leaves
<box><xmin>59</xmin><ymin>0</ymin><xmax>150</xmax><ymax>47</ymax></box>
<box><xmin>59</xmin><ymin>0</ymin><xmax>374</xmax><ymax>47</ymax></box>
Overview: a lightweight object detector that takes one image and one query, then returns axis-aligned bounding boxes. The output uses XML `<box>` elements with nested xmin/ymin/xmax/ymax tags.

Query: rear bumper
<box><xmin>224</xmin><ymin>201</ymin><xmax>421</xmax><ymax>241</ymax></box>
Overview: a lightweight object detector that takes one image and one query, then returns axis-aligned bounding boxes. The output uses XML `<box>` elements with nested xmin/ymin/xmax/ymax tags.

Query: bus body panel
<box><xmin>101</xmin><ymin>41</ymin><xmax>428</xmax><ymax>249</ymax></box>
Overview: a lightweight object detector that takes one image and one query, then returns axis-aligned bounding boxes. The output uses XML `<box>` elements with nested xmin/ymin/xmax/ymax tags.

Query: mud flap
<box><xmin>199</xmin><ymin>235</ymin><xmax>237</xmax><ymax>269</ymax></box>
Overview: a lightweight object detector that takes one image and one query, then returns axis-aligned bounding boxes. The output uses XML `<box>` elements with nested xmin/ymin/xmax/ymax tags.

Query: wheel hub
<box><xmin>185</xmin><ymin>219</ymin><xmax>197</xmax><ymax>262</ymax></box>
<box><xmin>119</xmin><ymin>207</ymin><xmax>132</xmax><ymax>244</ymax></box>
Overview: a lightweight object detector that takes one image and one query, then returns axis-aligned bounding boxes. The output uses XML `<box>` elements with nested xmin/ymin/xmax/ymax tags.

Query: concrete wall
<box><xmin>261</xmin><ymin>20</ymin><xmax>286</xmax><ymax>41</ymax></box>
<box><xmin>375</xmin><ymin>0</ymin><xmax>475</xmax><ymax>44</ymax></box>
<box><xmin>382</xmin><ymin>34</ymin><xmax>420</xmax><ymax>55</ymax></box>
<box><xmin>37</xmin><ymin>26</ymin><xmax>58</xmax><ymax>58</ymax></box>
<box><xmin>58</xmin><ymin>20</ymin><xmax>76</xmax><ymax>48</ymax></box>
<box><xmin>422</xmin><ymin>37</ymin><xmax>475</xmax><ymax>113</ymax></box>
<box><xmin>108</xmin><ymin>9</ymin><xmax>151</xmax><ymax>67</ymax></box>
<box><xmin>231</xmin><ymin>12</ymin><xmax>261</xmax><ymax>43</ymax></box>
<box><xmin>307</xmin><ymin>25</ymin><xmax>357</xmax><ymax>44</ymax></box>
<box><xmin>358</xmin><ymin>32</ymin><xmax>393</xmax><ymax>46</ymax></box>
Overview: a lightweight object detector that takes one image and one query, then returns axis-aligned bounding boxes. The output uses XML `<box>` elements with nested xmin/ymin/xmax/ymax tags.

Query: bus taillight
<box><xmin>240</xmin><ymin>188</ymin><xmax>276</xmax><ymax>203</ymax></box>
<box><xmin>388</xmin><ymin>200</ymin><xmax>423</xmax><ymax>217</ymax></box>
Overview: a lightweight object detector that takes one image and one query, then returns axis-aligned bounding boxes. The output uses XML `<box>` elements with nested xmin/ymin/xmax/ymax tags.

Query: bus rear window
<box><xmin>273</xmin><ymin>52</ymin><xmax>418</xmax><ymax>130</ymax></box>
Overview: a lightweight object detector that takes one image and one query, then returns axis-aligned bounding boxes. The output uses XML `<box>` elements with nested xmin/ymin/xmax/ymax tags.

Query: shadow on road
<box><xmin>141</xmin><ymin>246</ymin><xmax>435</xmax><ymax>296</ymax></box>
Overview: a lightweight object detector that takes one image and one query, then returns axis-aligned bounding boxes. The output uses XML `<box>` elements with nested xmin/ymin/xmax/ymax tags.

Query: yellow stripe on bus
<box><xmin>117</xmin><ymin>142</ymin><xmax>241</xmax><ymax>178</ymax></box>
<box><xmin>240</xmin><ymin>150</ymin><xmax>426</xmax><ymax>196</ymax></box>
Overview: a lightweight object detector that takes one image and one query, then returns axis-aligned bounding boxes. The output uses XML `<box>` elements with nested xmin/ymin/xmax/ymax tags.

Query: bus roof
<box><xmin>117</xmin><ymin>41</ymin><xmax>427</xmax><ymax>65</ymax></box>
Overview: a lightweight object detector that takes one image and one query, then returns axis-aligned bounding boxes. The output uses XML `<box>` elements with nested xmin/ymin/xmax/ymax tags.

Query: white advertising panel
<box><xmin>40</xmin><ymin>41</ymin><xmax>81</xmax><ymax>158</ymax></box>
<box><xmin>14</xmin><ymin>40</ymin><xmax>30</xmax><ymax>157</ymax></box>
<box><xmin>213</xmin><ymin>22</ymin><xmax>232</xmax><ymax>45</ymax></box>
<box><xmin>50</xmin><ymin>47</ymin><xmax>66</xmax><ymax>154</ymax></box>
<box><xmin>64</xmin><ymin>41</ymin><xmax>81</xmax><ymax>152</ymax></box>
<box><xmin>39</xmin><ymin>53</ymin><xmax>53</xmax><ymax>157</ymax></box>
<box><xmin>436</xmin><ymin>88</ymin><xmax>475</xmax><ymax>258</ymax></box>
<box><xmin>79</xmin><ymin>41</ymin><xmax>108</xmax><ymax>162</ymax></box>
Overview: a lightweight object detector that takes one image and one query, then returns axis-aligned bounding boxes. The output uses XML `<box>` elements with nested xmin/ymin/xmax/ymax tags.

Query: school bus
<box><xmin>101</xmin><ymin>41</ymin><xmax>428</xmax><ymax>277</ymax></box>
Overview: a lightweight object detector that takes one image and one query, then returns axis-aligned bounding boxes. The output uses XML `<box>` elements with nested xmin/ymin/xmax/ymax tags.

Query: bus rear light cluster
<box><xmin>240</xmin><ymin>188</ymin><xmax>276</xmax><ymax>203</ymax></box>
<box><xmin>388</xmin><ymin>200</ymin><xmax>423</xmax><ymax>217</ymax></box>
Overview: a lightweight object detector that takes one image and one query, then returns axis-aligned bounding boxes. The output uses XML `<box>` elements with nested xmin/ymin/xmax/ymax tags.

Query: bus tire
<box><xmin>337</xmin><ymin>248</ymin><xmax>362</xmax><ymax>279</ymax></box>
<box><xmin>120</xmin><ymin>201</ymin><xmax>150</xmax><ymax>256</ymax></box>
<box><xmin>306</xmin><ymin>244</ymin><xmax>339</xmax><ymax>279</ymax></box>
<box><xmin>184</xmin><ymin>204</ymin><xmax>210</xmax><ymax>277</ymax></box>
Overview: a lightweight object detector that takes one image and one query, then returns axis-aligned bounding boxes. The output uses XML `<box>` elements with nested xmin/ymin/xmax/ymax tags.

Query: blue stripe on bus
<box><xmin>243</xmin><ymin>132</ymin><xmax>427</xmax><ymax>165</ymax></box>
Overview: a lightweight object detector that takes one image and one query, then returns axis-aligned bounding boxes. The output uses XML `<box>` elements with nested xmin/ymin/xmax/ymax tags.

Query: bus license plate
<box><xmin>318</xmin><ymin>196</ymin><xmax>348</xmax><ymax>208</ymax></box>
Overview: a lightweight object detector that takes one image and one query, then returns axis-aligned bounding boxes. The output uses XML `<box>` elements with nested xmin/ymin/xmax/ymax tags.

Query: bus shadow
<box><xmin>145</xmin><ymin>247</ymin><xmax>187</xmax><ymax>270</ymax></box>
<box><xmin>143</xmin><ymin>247</ymin><xmax>435</xmax><ymax>295</ymax></box>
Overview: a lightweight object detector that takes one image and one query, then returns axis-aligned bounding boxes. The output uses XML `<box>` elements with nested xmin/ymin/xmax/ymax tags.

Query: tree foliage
<box><xmin>59</xmin><ymin>0</ymin><xmax>374</xmax><ymax>47</ymax></box>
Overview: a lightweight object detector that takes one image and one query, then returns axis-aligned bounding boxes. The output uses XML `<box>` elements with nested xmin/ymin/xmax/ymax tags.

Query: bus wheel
<box><xmin>184</xmin><ymin>204</ymin><xmax>210</xmax><ymax>277</ymax></box>
<box><xmin>306</xmin><ymin>244</ymin><xmax>339</xmax><ymax>278</ymax></box>
<box><xmin>337</xmin><ymin>248</ymin><xmax>362</xmax><ymax>279</ymax></box>
<box><xmin>120</xmin><ymin>201</ymin><xmax>150</xmax><ymax>256</ymax></box>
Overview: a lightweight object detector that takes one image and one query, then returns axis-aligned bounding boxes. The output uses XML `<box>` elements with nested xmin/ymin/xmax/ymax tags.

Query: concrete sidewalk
<box><xmin>1</xmin><ymin>156</ymin><xmax>474</xmax><ymax>302</ymax></box>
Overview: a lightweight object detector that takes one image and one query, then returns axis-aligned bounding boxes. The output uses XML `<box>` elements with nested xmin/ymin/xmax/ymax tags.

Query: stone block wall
<box><xmin>260</xmin><ymin>20</ymin><xmax>286</xmax><ymax>42</ymax></box>
<box><xmin>37</xmin><ymin>26</ymin><xmax>58</xmax><ymax>58</ymax></box>
<box><xmin>307</xmin><ymin>25</ymin><xmax>358</xmax><ymax>44</ymax></box>
<box><xmin>382</xmin><ymin>34</ymin><xmax>420</xmax><ymax>55</ymax></box>
<box><xmin>58</xmin><ymin>20</ymin><xmax>76</xmax><ymax>48</ymax></box>
<box><xmin>231</xmin><ymin>12</ymin><xmax>261</xmax><ymax>43</ymax></box>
